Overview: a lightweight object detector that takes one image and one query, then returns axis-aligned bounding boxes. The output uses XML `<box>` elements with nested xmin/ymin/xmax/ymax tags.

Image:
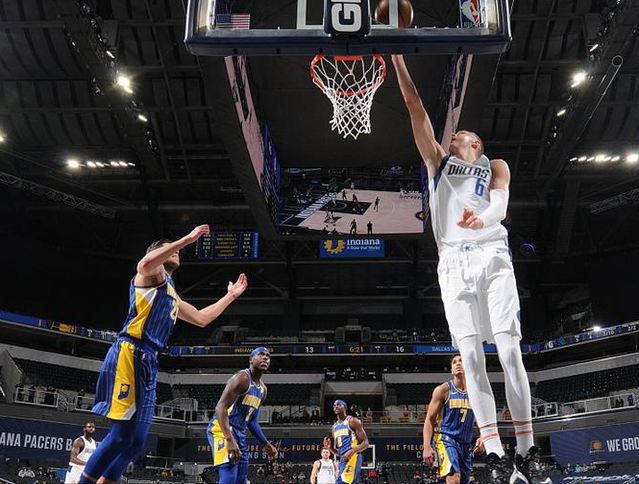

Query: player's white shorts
<box><xmin>437</xmin><ymin>240</ymin><xmax>521</xmax><ymax>347</ymax></box>
<box><xmin>65</xmin><ymin>465</ymin><xmax>84</xmax><ymax>484</ymax></box>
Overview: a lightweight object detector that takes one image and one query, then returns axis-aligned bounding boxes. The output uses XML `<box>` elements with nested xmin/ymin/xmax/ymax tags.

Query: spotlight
<box><xmin>589</xmin><ymin>44</ymin><xmax>599</xmax><ymax>52</ymax></box>
<box><xmin>110</xmin><ymin>161</ymin><xmax>119</xmax><ymax>167</ymax></box>
<box><xmin>137</xmin><ymin>114</ymin><xmax>148</xmax><ymax>123</ymax></box>
<box><xmin>87</xmin><ymin>161</ymin><xmax>97</xmax><ymax>168</ymax></box>
<box><xmin>116</xmin><ymin>75</ymin><xmax>133</xmax><ymax>94</ymax></box>
<box><xmin>587</xmin><ymin>157</ymin><xmax>595</xmax><ymax>161</ymax></box>
<box><xmin>557</xmin><ymin>109</ymin><xmax>567</xmax><ymax>117</ymax></box>
<box><xmin>127</xmin><ymin>162</ymin><xmax>136</xmax><ymax>166</ymax></box>
<box><xmin>578</xmin><ymin>156</ymin><xmax>587</xmax><ymax>161</ymax></box>
<box><xmin>595</xmin><ymin>154</ymin><xmax>607</xmax><ymax>162</ymax></box>
<box><xmin>570</xmin><ymin>157</ymin><xmax>578</xmax><ymax>161</ymax></box>
<box><xmin>593</xmin><ymin>325</ymin><xmax>601</xmax><ymax>331</ymax></box>
<box><xmin>603</xmin><ymin>156</ymin><xmax>611</xmax><ymax>161</ymax></box>
<box><xmin>0</xmin><ymin>134</ymin><xmax>5</xmax><ymax>143</ymax></box>
<box><xmin>627</xmin><ymin>153</ymin><xmax>639</xmax><ymax>163</ymax></box>
<box><xmin>571</xmin><ymin>71</ymin><xmax>587</xmax><ymax>88</ymax></box>
<box><xmin>119</xmin><ymin>161</ymin><xmax>128</xmax><ymax>167</ymax></box>
<box><xmin>106</xmin><ymin>50</ymin><xmax>115</xmax><ymax>59</ymax></box>
<box><xmin>96</xmin><ymin>161</ymin><xmax>105</xmax><ymax>167</ymax></box>
<box><xmin>611</xmin><ymin>156</ymin><xmax>620</xmax><ymax>162</ymax></box>
<box><xmin>67</xmin><ymin>159</ymin><xmax>80</xmax><ymax>169</ymax></box>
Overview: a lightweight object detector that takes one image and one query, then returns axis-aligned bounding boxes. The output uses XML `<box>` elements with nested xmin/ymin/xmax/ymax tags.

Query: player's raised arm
<box><xmin>422</xmin><ymin>383</ymin><xmax>448</xmax><ymax>466</ymax></box>
<box><xmin>214</xmin><ymin>371</ymin><xmax>250</xmax><ymax>463</ymax></box>
<box><xmin>136</xmin><ymin>225</ymin><xmax>210</xmax><ymax>283</ymax></box>
<box><xmin>391</xmin><ymin>55</ymin><xmax>446</xmax><ymax>173</ymax></box>
<box><xmin>178</xmin><ymin>273</ymin><xmax>248</xmax><ymax>327</ymax></box>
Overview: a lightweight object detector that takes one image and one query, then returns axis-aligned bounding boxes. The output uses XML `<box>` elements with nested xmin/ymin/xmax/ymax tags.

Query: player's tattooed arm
<box><xmin>342</xmin><ymin>417</ymin><xmax>369</xmax><ymax>462</ymax></box>
<box><xmin>178</xmin><ymin>273</ymin><xmax>248</xmax><ymax>327</ymax></box>
<box><xmin>422</xmin><ymin>383</ymin><xmax>448</xmax><ymax>466</ymax></box>
<box><xmin>215</xmin><ymin>371</ymin><xmax>250</xmax><ymax>463</ymax></box>
<box><xmin>391</xmin><ymin>55</ymin><xmax>446</xmax><ymax>176</ymax></box>
<box><xmin>136</xmin><ymin>225</ymin><xmax>210</xmax><ymax>285</ymax></box>
<box><xmin>323</xmin><ymin>435</ymin><xmax>338</xmax><ymax>457</ymax></box>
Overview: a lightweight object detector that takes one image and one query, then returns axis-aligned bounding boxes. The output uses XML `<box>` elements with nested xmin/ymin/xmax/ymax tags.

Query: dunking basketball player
<box><xmin>323</xmin><ymin>400</ymin><xmax>369</xmax><ymax>484</ymax></box>
<box><xmin>392</xmin><ymin>55</ymin><xmax>542</xmax><ymax>484</ymax></box>
<box><xmin>423</xmin><ymin>355</ymin><xmax>480</xmax><ymax>484</ymax></box>
<box><xmin>208</xmin><ymin>347</ymin><xmax>278</xmax><ymax>484</ymax></box>
<box><xmin>78</xmin><ymin>225</ymin><xmax>248</xmax><ymax>484</ymax></box>
<box><xmin>65</xmin><ymin>423</ymin><xmax>96</xmax><ymax>484</ymax></box>
<box><xmin>310</xmin><ymin>448</ymin><xmax>338</xmax><ymax>484</ymax></box>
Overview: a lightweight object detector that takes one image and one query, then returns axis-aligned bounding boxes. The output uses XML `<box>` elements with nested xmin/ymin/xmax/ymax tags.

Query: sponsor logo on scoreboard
<box><xmin>320</xmin><ymin>239</ymin><xmax>384</xmax><ymax>258</ymax></box>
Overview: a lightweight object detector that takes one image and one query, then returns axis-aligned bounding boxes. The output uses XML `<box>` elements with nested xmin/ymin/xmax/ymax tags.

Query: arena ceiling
<box><xmin>2</xmin><ymin>0</ymin><xmax>639</xmax><ymax>326</ymax></box>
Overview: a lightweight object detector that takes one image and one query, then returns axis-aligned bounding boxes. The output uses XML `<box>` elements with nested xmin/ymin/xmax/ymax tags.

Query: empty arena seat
<box><xmin>534</xmin><ymin>364</ymin><xmax>639</xmax><ymax>402</ymax></box>
<box><xmin>14</xmin><ymin>358</ymin><xmax>99</xmax><ymax>393</ymax></box>
<box><xmin>388</xmin><ymin>381</ymin><xmax>508</xmax><ymax>407</ymax></box>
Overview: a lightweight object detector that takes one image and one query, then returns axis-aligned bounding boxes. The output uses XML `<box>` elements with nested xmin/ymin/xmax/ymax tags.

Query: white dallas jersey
<box><xmin>69</xmin><ymin>436</ymin><xmax>96</xmax><ymax>468</ymax></box>
<box><xmin>317</xmin><ymin>459</ymin><xmax>336</xmax><ymax>484</ymax></box>
<box><xmin>428</xmin><ymin>154</ymin><xmax>508</xmax><ymax>250</ymax></box>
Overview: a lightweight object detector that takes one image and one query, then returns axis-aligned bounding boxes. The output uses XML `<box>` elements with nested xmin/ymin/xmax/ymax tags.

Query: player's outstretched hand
<box><xmin>227</xmin><ymin>438</ymin><xmax>241</xmax><ymax>463</ymax></box>
<box><xmin>422</xmin><ymin>445</ymin><xmax>435</xmax><ymax>466</ymax></box>
<box><xmin>457</xmin><ymin>207</ymin><xmax>484</xmax><ymax>230</ymax></box>
<box><xmin>323</xmin><ymin>436</ymin><xmax>332</xmax><ymax>449</ymax></box>
<box><xmin>183</xmin><ymin>225</ymin><xmax>210</xmax><ymax>244</ymax></box>
<box><xmin>227</xmin><ymin>273</ymin><xmax>248</xmax><ymax>299</ymax></box>
<box><xmin>265</xmin><ymin>442</ymin><xmax>278</xmax><ymax>459</ymax></box>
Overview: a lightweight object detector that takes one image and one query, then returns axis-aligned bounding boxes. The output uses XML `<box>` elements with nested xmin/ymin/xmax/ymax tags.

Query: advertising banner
<box><xmin>320</xmin><ymin>239</ymin><xmax>385</xmax><ymax>258</ymax></box>
<box><xmin>550</xmin><ymin>422</ymin><xmax>639</xmax><ymax>465</ymax></box>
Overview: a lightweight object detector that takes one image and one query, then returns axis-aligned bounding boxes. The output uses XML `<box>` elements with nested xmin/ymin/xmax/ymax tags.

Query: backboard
<box><xmin>185</xmin><ymin>0</ymin><xmax>511</xmax><ymax>56</ymax></box>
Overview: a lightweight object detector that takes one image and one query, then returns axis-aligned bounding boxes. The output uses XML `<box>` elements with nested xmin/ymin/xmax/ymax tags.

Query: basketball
<box><xmin>375</xmin><ymin>0</ymin><xmax>414</xmax><ymax>28</ymax></box>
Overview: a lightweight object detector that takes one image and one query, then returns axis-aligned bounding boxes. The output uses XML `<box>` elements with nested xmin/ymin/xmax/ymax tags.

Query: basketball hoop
<box><xmin>311</xmin><ymin>55</ymin><xmax>386</xmax><ymax>140</ymax></box>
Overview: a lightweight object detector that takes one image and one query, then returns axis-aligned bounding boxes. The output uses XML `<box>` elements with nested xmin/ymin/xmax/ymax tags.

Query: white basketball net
<box><xmin>311</xmin><ymin>55</ymin><xmax>386</xmax><ymax>140</ymax></box>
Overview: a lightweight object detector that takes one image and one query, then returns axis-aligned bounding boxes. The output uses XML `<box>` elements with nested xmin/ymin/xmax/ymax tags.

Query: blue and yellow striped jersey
<box><xmin>119</xmin><ymin>272</ymin><xmax>179</xmax><ymax>352</ymax></box>
<box><xmin>210</xmin><ymin>369</ymin><xmax>265</xmax><ymax>433</ymax></box>
<box><xmin>434</xmin><ymin>380</ymin><xmax>475</xmax><ymax>444</ymax></box>
<box><xmin>332</xmin><ymin>416</ymin><xmax>358</xmax><ymax>458</ymax></box>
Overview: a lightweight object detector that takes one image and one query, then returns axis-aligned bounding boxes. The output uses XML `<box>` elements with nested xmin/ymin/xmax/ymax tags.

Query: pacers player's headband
<box><xmin>251</xmin><ymin>346</ymin><xmax>270</xmax><ymax>358</ymax></box>
<box><xmin>334</xmin><ymin>399</ymin><xmax>348</xmax><ymax>409</ymax></box>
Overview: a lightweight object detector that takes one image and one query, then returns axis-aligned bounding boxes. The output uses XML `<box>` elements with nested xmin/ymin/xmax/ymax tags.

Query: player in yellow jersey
<box><xmin>79</xmin><ymin>225</ymin><xmax>248</xmax><ymax>484</ymax></box>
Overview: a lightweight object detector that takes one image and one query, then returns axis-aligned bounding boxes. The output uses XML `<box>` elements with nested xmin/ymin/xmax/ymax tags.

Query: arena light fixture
<box><xmin>87</xmin><ymin>161</ymin><xmax>97</xmax><ymax>168</ymax></box>
<box><xmin>570</xmin><ymin>71</ymin><xmax>587</xmax><ymax>88</ymax></box>
<box><xmin>137</xmin><ymin>113</ymin><xmax>148</xmax><ymax>123</ymax></box>
<box><xmin>589</xmin><ymin>44</ymin><xmax>599</xmax><ymax>52</ymax></box>
<box><xmin>594</xmin><ymin>154</ymin><xmax>607</xmax><ymax>162</ymax></box>
<box><xmin>106</xmin><ymin>50</ymin><xmax>115</xmax><ymax>59</ymax></box>
<box><xmin>127</xmin><ymin>162</ymin><xmax>136</xmax><ymax>166</ymax></box>
<box><xmin>593</xmin><ymin>325</ymin><xmax>602</xmax><ymax>331</ymax></box>
<box><xmin>578</xmin><ymin>156</ymin><xmax>587</xmax><ymax>161</ymax></box>
<box><xmin>118</xmin><ymin>161</ymin><xmax>128</xmax><ymax>167</ymax></box>
<box><xmin>569</xmin><ymin>157</ymin><xmax>578</xmax><ymax>162</ymax></box>
<box><xmin>0</xmin><ymin>133</ymin><xmax>5</xmax><ymax>143</ymax></box>
<box><xmin>557</xmin><ymin>109</ymin><xmax>567</xmax><ymax>117</ymax></box>
<box><xmin>96</xmin><ymin>161</ymin><xmax>105</xmax><ymax>167</ymax></box>
<box><xmin>627</xmin><ymin>153</ymin><xmax>639</xmax><ymax>163</ymax></box>
<box><xmin>116</xmin><ymin>74</ymin><xmax>133</xmax><ymax>94</ymax></box>
<box><xmin>67</xmin><ymin>159</ymin><xmax>81</xmax><ymax>169</ymax></box>
<box><xmin>611</xmin><ymin>156</ymin><xmax>620</xmax><ymax>162</ymax></box>
<box><xmin>110</xmin><ymin>161</ymin><xmax>119</xmax><ymax>167</ymax></box>
<box><xmin>587</xmin><ymin>157</ymin><xmax>595</xmax><ymax>161</ymax></box>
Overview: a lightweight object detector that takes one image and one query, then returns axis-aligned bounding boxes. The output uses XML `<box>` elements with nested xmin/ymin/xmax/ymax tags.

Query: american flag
<box><xmin>215</xmin><ymin>13</ymin><xmax>250</xmax><ymax>29</ymax></box>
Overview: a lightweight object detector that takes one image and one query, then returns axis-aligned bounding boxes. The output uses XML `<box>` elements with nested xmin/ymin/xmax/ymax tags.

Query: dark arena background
<box><xmin>1</xmin><ymin>0</ymin><xmax>639</xmax><ymax>483</ymax></box>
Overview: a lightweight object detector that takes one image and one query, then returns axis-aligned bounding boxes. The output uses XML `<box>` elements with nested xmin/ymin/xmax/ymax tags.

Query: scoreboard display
<box><xmin>196</xmin><ymin>231</ymin><xmax>259</xmax><ymax>260</ymax></box>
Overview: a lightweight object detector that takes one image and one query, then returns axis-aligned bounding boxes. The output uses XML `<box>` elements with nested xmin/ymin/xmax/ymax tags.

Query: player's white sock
<box><xmin>513</xmin><ymin>422</ymin><xmax>534</xmax><ymax>456</ymax></box>
<box><xmin>480</xmin><ymin>426</ymin><xmax>505</xmax><ymax>457</ymax></box>
<box><xmin>493</xmin><ymin>331</ymin><xmax>534</xmax><ymax>457</ymax></box>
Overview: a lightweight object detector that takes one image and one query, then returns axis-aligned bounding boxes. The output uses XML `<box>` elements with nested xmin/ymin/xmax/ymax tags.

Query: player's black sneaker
<box><xmin>514</xmin><ymin>446</ymin><xmax>551</xmax><ymax>484</ymax></box>
<box><xmin>486</xmin><ymin>452</ymin><xmax>514</xmax><ymax>484</ymax></box>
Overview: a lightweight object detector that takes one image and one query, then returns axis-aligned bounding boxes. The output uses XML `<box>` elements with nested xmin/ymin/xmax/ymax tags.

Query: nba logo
<box><xmin>459</xmin><ymin>0</ymin><xmax>485</xmax><ymax>28</ymax></box>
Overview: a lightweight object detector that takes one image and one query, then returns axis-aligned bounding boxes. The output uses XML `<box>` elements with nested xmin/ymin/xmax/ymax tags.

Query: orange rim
<box><xmin>311</xmin><ymin>54</ymin><xmax>387</xmax><ymax>97</ymax></box>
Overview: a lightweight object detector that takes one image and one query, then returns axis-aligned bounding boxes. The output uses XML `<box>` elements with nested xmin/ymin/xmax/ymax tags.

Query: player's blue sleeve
<box><xmin>247</xmin><ymin>409</ymin><xmax>268</xmax><ymax>445</ymax></box>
